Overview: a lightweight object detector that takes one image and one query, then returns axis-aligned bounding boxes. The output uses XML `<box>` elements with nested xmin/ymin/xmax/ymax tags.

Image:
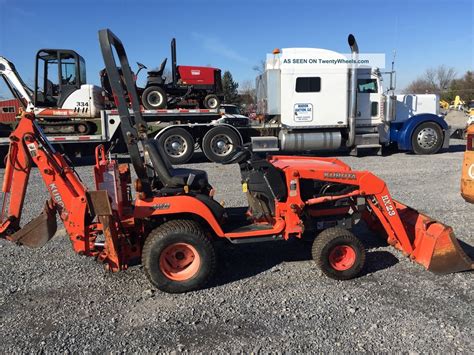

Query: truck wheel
<box><xmin>411</xmin><ymin>122</ymin><xmax>443</xmax><ymax>154</ymax></box>
<box><xmin>143</xmin><ymin>86</ymin><xmax>167</xmax><ymax>109</ymax></box>
<box><xmin>203</xmin><ymin>94</ymin><xmax>221</xmax><ymax>109</ymax></box>
<box><xmin>312</xmin><ymin>227</ymin><xmax>366</xmax><ymax>280</ymax></box>
<box><xmin>158</xmin><ymin>127</ymin><xmax>194</xmax><ymax>164</ymax></box>
<box><xmin>202</xmin><ymin>126</ymin><xmax>241</xmax><ymax>163</ymax></box>
<box><xmin>142</xmin><ymin>219</ymin><xmax>216</xmax><ymax>293</ymax></box>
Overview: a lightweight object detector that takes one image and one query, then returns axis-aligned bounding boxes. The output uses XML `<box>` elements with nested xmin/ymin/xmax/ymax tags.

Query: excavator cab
<box><xmin>34</xmin><ymin>49</ymin><xmax>86</xmax><ymax>107</ymax></box>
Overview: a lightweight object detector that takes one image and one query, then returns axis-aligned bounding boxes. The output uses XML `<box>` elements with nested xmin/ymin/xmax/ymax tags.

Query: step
<box><xmin>354</xmin><ymin>133</ymin><xmax>380</xmax><ymax>146</ymax></box>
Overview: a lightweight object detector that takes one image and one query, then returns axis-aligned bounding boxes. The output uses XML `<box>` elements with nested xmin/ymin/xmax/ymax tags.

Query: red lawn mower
<box><xmin>140</xmin><ymin>38</ymin><xmax>223</xmax><ymax>110</ymax></box>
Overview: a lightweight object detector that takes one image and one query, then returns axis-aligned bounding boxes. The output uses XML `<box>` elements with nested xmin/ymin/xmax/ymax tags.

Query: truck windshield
<box><xmin>358</xmin><ymin>79</ymin><xmax>378</xmax><ymax>93</ymax></box>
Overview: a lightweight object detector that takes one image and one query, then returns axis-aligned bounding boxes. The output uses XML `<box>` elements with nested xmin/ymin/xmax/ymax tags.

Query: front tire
<box><xmin>411</xmin><ymin>122</ymin><xmax>443</xmax><ymax>155</ymax></box>
<box><xmin>142</xmin><ymin>219</ymin><xmax>216</xmax><ymax>293</ymax></box>
<box><xmin>142</xmin><ymin>86</ymin><xmax>168</xmax><ymax>109</ymax></box>
<box><xmin>203</xmin><ymin>94</ymin><xmax>221</xmax><ymax>109</ymax></box>
<box><xmin>157</xmin><ymin>127</ymin><xmax>194</xmax><ymax>164</ymax></box>
<box><xmin>312</xmin><ymin>227</ymin><xmax>366</xmax><ymax>280</ymax></box>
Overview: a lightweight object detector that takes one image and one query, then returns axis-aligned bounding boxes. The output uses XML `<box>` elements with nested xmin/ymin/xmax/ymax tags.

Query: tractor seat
<box><xmin>148</xmin><ymin>58</ymin><xmax>168</xmax><ymax>77</ymax></box>
<box><xmin>144</xmin><ymin>139</ymin><xmax>209</xmax><ymax>191</ymax></box>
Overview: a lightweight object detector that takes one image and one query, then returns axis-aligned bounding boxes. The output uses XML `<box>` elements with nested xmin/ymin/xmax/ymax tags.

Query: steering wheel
<box><xmin>137</xmin><ymin>62</ymin><xmax>148</xmax><ymax>70</ymax></box>
<box><xmin>221</xmin><ymin>145</ymin><xmax>252</xmax><ymax>165</ymax></box>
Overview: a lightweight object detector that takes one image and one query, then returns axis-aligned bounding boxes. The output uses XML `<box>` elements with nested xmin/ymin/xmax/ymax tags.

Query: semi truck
<box><xmin>0</xmin><ymin>33</ymin><xmax>450</xmax><ymax>163</ymax></box>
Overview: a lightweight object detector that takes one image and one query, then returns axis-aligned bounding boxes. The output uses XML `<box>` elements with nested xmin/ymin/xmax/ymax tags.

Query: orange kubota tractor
<box><xmin>0</xmin><ymin>29</ymin><xmax>472</xmax><ymax>293</ymax></box>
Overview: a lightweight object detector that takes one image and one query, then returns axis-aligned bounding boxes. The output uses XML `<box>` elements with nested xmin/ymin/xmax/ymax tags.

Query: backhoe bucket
<box><xmin>10</xmin><ymin>201</ymin><xmax>57</xmax><ymax>248</ymax></box>
<box><xmin>393</xmin><ymin>200</ymin><xmax>473</xmax><ymax>274</ymax></box>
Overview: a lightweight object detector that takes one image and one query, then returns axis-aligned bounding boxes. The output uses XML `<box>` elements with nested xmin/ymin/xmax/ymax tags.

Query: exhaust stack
<box><xmin>347</xmin><ymin>34</ymin><xmax>358</xmax><ymax>148</ymax></box>
<box><xmin>171</xmin><ymin>38</ymin><xmax>177</xmax><ymax>85</ymax></box>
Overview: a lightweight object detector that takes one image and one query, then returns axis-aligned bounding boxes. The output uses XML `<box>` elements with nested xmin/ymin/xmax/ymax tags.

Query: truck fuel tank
<box><xmin>279</xmin><ymin>130</ymin><xmax>341</xmax><ymax>151</ymax></box>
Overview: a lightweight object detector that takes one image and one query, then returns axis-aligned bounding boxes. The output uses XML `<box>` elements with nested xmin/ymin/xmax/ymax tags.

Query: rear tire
<box><xmin>143</xmin><ymin>86</ymin><xmax>167</xmax><ymax>109</ymax></box>
<box><xmin>157</xmin><ymin>127</ymin><xmax>194</xmax><ymax>164</ymax></box>
<box><xmin>411</xmin><ymin>122</ymin><xmax>443</xmax><ymax>155</ymax></box>
<box><xmin>142</xmin><ymin>219</ymin><xmax>216</xmax><ymax>293</ymax></box>
<box><xmin>202</xmin><ymin>126</ymin><xmax>241</xmax><ymax>163</ymax></box>
<box><xmin>203</xmin><ymin>94</ymin><xmax>221</xmax><ymax>109</ymax></box>
<box><xmin>312</xmin><ymin>227</ymin><xmax>365</xmax><ymax>280</ymax></box>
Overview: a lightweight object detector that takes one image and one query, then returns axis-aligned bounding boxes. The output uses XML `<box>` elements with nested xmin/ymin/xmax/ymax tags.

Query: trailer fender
<box><xmin>390</xmin><ymin>114</ymin><xmax>449</xmax><ymax>151</ymax></box>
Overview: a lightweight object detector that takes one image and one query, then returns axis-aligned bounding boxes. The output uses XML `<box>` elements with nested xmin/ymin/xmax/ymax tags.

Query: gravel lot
<box><xmin>0</xmin><ymin>140</ymin><xmax>473</xmax><ymax>353</ymax></box>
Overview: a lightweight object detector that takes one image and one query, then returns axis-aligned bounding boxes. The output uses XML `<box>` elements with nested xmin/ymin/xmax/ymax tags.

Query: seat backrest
<box><xmin>144</xmin><ymin>139</ymin><xmax>174</xmax><ymax>186</ymax></box>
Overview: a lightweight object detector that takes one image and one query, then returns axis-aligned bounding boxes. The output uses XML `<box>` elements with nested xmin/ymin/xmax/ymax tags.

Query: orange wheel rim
<box><xmin>159</xmin><ymin>243</ymin><xmax>201</xmax><ymax>281</ymax></box>
<box><xmin>328</xmin><ymin>245</ymin><xmax>356</xmax><ymax>271</ymax></box>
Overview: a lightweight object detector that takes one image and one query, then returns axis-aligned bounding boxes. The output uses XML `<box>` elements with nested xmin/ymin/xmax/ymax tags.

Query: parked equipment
<box><xmin>140</xmin><ymin>38</ymin><xmax>224</xmax><ymax>110</ymax></box>
<box><xmin>254</xmin><ymin>35</ymin><xmax>450</xmax><ymax>155</ymax></box>
<box><xmin>0</xmin><ymin>51</ymin><xmax>105</xmax><ymax>135</ymax></box>
<box><xmin>0</xmin><ymin>29</ymin><xmax>471</xmax><ymax>294</ymax></box>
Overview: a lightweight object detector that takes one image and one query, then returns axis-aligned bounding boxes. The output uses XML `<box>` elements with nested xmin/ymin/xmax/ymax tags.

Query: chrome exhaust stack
<box><xmin>347</xmin><ymin>34</ymin><xmax>358</xmax><ymax>148</ymax></box>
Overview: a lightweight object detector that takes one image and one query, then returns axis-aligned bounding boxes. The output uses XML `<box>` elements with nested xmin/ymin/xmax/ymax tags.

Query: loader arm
<box><xmin>0</xmin><ymin>112</ymin><xmax>89</xmax><ymax>251</ymax></box>
<box><xmin>0</xmin><ymin>56</ymin><xmax>35</xmax><ymax>111</ymax></box>
<box><xmin>303</xmin><ymin>169</ymin><xmax>473</xmax><ymax>274</ymax></box>
<box><xmin>270</xmin><ymin>154</ymin><xmax>473</xmax><ymax>274</ymax></box>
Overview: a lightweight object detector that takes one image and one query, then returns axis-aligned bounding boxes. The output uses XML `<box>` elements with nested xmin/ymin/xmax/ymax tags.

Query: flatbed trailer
<box><xmin>0</xmin><ymin>108</ymin><xmax>222</xmax><ymax>157</ymax></box>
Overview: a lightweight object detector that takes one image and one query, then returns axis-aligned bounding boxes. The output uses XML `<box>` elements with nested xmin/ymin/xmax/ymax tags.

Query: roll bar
<box><xmin>98</xmin><ymin>28</ymin><xmax>151</xmax><ymax>195</ymax></box>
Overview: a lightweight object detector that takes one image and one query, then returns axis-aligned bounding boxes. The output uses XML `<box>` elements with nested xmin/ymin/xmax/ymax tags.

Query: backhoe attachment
<box><xmin>9</xmin><ymin>200</ymin><xmax>57</xmax><ymax>248</ymax></box>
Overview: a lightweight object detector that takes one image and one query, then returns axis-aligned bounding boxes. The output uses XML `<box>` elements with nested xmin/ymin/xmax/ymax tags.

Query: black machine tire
<box><xmin>202</xmin><ymin>126</ymin><xmax>241</xmax><ymax>163</ymax></box>
<box><xmin>411</xmin><ymin>122</ymin><xmax>443</xmax><ymax>155</ymax></box>
<box><xmin>142</xmin><ymin>219</ymin><xmax>216</xmax><ymax>293</ymax></box>
<box><xmin>203</xmin><ymin>94</ymin><xmax>221</xmax><ymax>109</ymax></box>
<box><xmin>157</xmin><ymin>127</ymin><xmax>194</xmax><ymax>164</ymax></box>
<box><xmin>312</xmin><ymin>227</ymin><xmax>366</xmax><ymax>280</ymax></box>
<box><xmin>142</xmin><ymin>86</ymin><xmax>168</xmax><ymax>109</ymax></box>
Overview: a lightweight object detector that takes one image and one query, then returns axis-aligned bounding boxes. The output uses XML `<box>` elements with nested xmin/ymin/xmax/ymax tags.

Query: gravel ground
<box><xmin>0</xmin><ymin>140</ymin><xmax>473</xmax><ymax>353</ymax></box>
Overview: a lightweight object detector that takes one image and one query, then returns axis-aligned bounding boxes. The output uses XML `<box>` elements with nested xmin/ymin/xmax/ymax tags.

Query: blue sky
<box><xmin>0</xmin><ymin>0</ymin><xmax>472</xmax><ymax>97</ymax></box>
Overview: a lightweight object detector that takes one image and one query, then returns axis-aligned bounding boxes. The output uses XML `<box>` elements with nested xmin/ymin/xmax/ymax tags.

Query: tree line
<box><xmin>404</xmin><ymin>66</ymin><xmax>473</xmax><ymax>102</ymax></box>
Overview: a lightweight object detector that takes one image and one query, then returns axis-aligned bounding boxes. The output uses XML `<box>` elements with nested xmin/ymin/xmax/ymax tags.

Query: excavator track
<box><xmin>37</xmin><ymin>119</ymin><xmax>98</xmax><ymax>135</ymax></box>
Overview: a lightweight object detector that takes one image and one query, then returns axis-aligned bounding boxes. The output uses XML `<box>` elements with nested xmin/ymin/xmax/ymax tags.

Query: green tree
<box><xmin>222</xmin><ymin>71</ymin><xmax>239</xmax><ymax>104</ymax></box>
<box><xmin>448</xmin><ymin>71</ymin><xmax>474</xmax><ymax>102</ymax></box>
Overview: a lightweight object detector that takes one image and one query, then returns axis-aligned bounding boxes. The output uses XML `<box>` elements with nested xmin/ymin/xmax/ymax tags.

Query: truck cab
<box><xmin>256</xmin><ymin>36</ymin><xmax>450</xmax><ymax>155</ymax></box>
<box><xmin>356</xmin><ymin>68</ymin><xmax>383</xmax><ymax>127</ymax></box>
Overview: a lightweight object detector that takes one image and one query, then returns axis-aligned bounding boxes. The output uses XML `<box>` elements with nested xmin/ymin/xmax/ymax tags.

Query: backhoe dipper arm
<box><xmin>0</xmin><ymin>112</ymin><xmax>89</xmax><ymax>252</ymax></box>
<box><xmin>0</xmin><ymin>56</ymin><xmax>34</xmax><ymax>111</ymax></box>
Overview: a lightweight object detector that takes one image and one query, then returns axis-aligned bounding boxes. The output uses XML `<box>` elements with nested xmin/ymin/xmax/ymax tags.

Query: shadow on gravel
<box><xmin>361</xmin><ymin>251</ymin><xmax>399</xmax><ymax>276</ymax></box>
<box><xmin>458</xmin><ymin>239</ymin><xmax>474</xmax><ymax>259</ymax></box>
<box><xmin>210</xmin><ymin>240</ymin><xmax>311</xmax><ymax>287</ymax></box>
<box><xmin>209</xmin><ymin>230</ymin><xmax>400</xmax><ymax>287</ymax></box>
<box><xmin>444</xmin><ymin>144</ymin><xmax>466</xmax><ymax>153</ymax></box>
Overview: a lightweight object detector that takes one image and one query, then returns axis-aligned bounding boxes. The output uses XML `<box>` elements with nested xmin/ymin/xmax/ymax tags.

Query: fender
<box><xmin>134</xmin><ymin>195</ymin><xmax>225</xmax><ymax>237</ymax></box>
<box><xmin>389</xmin><ymin>114</ymin><xmax>449</xmax><ymax>151</ymax></box>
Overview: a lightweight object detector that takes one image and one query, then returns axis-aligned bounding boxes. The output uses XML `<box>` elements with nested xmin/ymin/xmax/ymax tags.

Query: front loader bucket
<box><xmin>9</xmin><ymin>201</ymin><xmax>57</xmax><ymax>248</ymax></box>
<box><xmin>393</xmin><ymin>200</ymin><xmax>473</xmax><ymax>274</ymax></box>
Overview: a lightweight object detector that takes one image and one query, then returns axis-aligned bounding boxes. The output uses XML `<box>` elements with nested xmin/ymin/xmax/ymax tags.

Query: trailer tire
<box><xmin>411</xmin><ymin>122</ymin><xmax>443</xmax><ymax>155</ymax></box>
<box><xmin>143</xmin><ymin>219</ymin><xmax>216</xmax><ymax>293</ymax></box>
<box><xmin>157</xmin><ymin>127</ymin><xmax>194</xmax><ymax>164</ymax></box>
<box><xmin>143</xmin><ymin>86</ymin><xmax>167</xmax><ymax>109</ymax></box>
<box><xmin>203</xmin><ymin>94</ymin><xmax>221</xmax><ymax>109</ymax></box>
<box><xmin>202</xmin><ymin>126</ymin><xmax>241</xmax><ymax>163</ymax></box>
<box><xmin>312</xmin><ymin>227</ymin><xmax>365</xmax><ymax>280</ymax></box>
